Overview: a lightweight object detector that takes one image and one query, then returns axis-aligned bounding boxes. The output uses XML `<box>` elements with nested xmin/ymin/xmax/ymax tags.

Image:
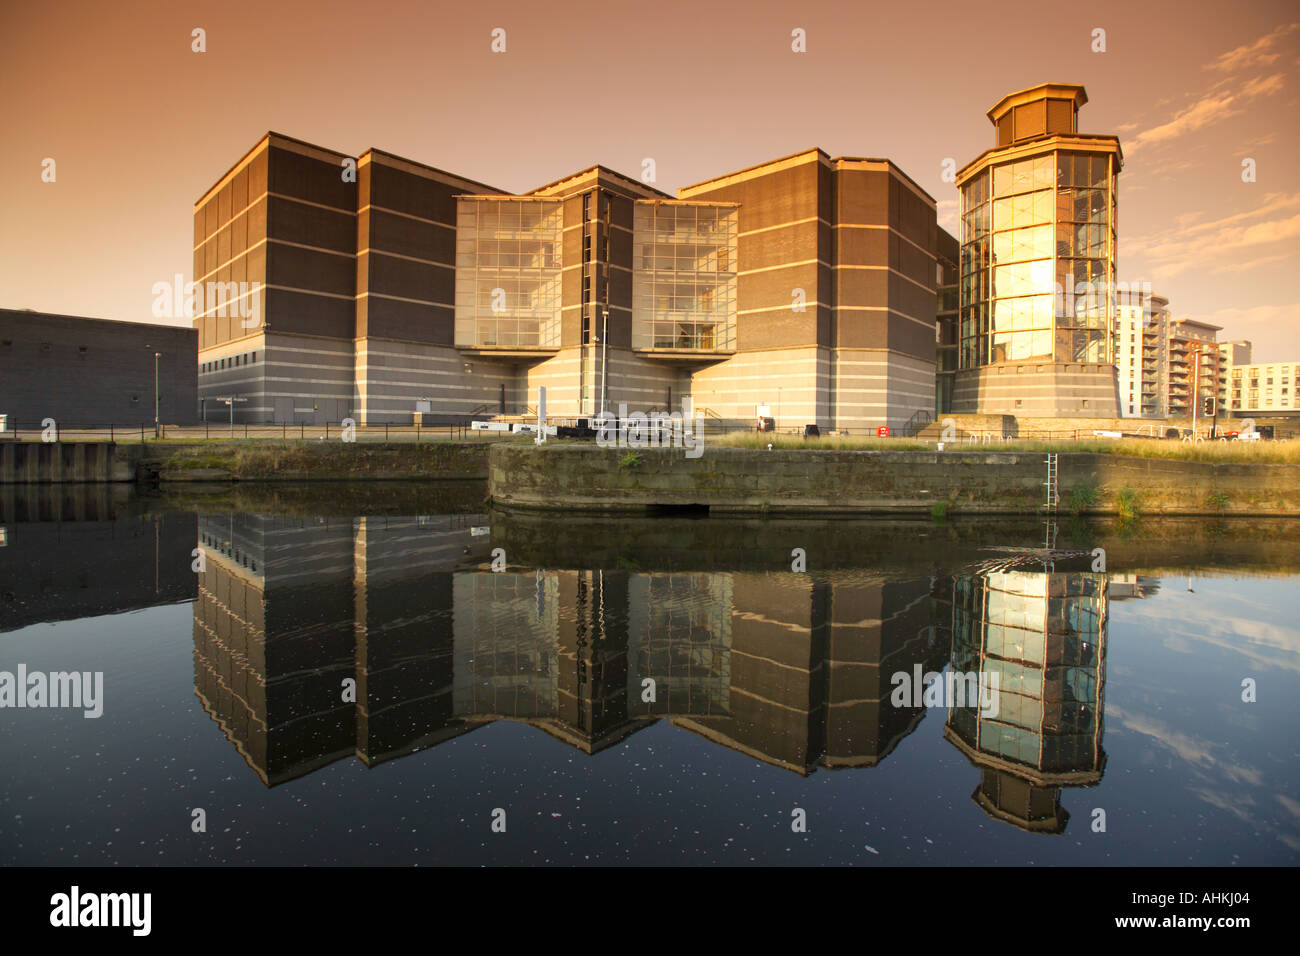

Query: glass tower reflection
<box><xmin>944</xmin><ymin>562</ymin><xmax>1108</xmax><ymax>833</ymax></box>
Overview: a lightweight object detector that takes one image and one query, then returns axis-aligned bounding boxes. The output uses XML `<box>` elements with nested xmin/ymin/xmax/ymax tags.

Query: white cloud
<box><xmin>1206</xmin><ymin>23</ymin><xmax>1300</xmax><ymax>73</ymax></box>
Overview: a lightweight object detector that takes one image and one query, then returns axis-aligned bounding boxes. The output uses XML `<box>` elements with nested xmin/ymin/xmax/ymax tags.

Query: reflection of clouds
<box><xmin>1117</xmin><ymin>599</ymin><xmax>1300</xmax><ymax>676</ymax></box>
<box><xmin>1201</xmin><ymin>585</ymin><xmax>1287</xmax><ymax>617</ymax></box>
<box><xmin>1109</xmin><ymin>704</ymin><xmax>1218</xmax><ymax>767</ymax></box>
<box><xmin>1192</xmin><ymin>787</ymin><xmax>1256</xmax><ymax>825</ymax></box>
<box><xmin>1276</xmin><ymin>794</ymin><xmax>1300</xmax><ymax>820</ymax></box>
<box><xmin>1111</xmin><ymin>704</ymin><xmax>1296</xmax><ymax>851</ymax></box>
<box><xmin>1221</xmin><ymin>763</ymin><xmax>1265</xmax><ymax>788</ymax></box>
<box><xmin>1107</xmin><ymin>577</ymin><xmax>1300</xmax><ymax>856</ymax></box>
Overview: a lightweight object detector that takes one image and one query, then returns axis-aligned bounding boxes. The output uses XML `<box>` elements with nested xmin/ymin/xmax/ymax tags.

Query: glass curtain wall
<box><xmin>949</xmin><ymin>570</ymin><xmax>1106</xmax><ymax>773</ymax></box>
<box><xmin>632</xmin><ymin>203</ymin><xmax>737</xmax><ymax>351</ymax></box>
<box><xmin>627</xmin><ymin>573</ymin><xmax>732</xmax><ymax>716</ymax></box>
<box><xmin>960</xmin><ymin>151</ymin><xmax>1116</xmax><ymax>368</ymax></box>
<box><xmin>455</xmin><ymin>199</ymin><xmax>563</xmax><ymax>349</ymax></box>
<box><xmin>452</xmin><ymin>572</ymin><xmax>560</xmax><ymax>718</ymax></box>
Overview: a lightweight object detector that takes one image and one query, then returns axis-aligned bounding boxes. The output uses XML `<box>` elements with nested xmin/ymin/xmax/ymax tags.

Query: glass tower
<box><xmin>954</xmin><ymin>84</ymin><xmax>1123</xmax><ymax>417</ymax></box>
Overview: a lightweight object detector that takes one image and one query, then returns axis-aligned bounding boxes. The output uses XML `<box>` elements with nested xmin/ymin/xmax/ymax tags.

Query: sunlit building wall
<box><xmin>1225</xmin><ymin>359</ymin><xmax>1300</xmax><ymax>415</ymax></box>
<box><xmin>1166</xmin><ymin>318</ymin><xmax>1221</xmax><ymax>418</ymax></box>
<box><xmin>1115</xmin><ymin>290</ymin><xmax>1168</xmax><ymax>419</ymax></box>
<box><xmin>196</xmin><ymin>136</ymin><xmax>951</xmax><ymax>428</ymax></box>
<box><xmin>680</xmin><ymin>151</ymin><xmax>946</xmax><ymax>432</ymax></box>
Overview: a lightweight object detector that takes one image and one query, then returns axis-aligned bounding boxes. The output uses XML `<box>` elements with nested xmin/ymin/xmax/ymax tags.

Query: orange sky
<box><xmin>2</xmin><ymin>0</ymin><xmax>1297</xmax><ymax>359</ymax></box>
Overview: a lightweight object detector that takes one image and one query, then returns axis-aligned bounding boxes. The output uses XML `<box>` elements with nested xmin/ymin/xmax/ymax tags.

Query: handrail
<box><xmin>900</xmin><ymin>408</ymin><xmax>934</xmax><ymax>437</ymax></box>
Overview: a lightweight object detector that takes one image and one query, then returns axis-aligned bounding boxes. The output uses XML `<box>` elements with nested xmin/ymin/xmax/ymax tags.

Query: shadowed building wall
<box><xmin>0</xmin><ymin>310</ymin><xmax>196</xmax><ymax>425</ymax></box>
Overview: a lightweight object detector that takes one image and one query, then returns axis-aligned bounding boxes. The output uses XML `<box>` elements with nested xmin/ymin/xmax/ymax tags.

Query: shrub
<box><xmin>1069</xmin><ymin>484</ymin><xmax>1101</xmax><ymax>515</ymax></box>
<box><xmin>1116</xmin><ymin>485</ymin><xmax>1142</xmax><ymax>522</ymax></box>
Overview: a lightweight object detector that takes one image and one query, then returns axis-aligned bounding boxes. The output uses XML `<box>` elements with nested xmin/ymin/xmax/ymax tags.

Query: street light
<box><xmin>218</xmin><ymin>396</ymin><xmax>248</xmax><ymax>435</ymax></box>
<box><xmin>599</xmin><ymin>307</ymin><xmax>609</xmax><ymax>414</ymax></box>
<box><xmin>153</xmin><ymin>351</ymin><xmax>161</xmax><ymax>438</ymax></box>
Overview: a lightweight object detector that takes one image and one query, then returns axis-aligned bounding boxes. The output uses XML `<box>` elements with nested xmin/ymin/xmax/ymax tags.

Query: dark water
<box><xmin>1</xmin><ymin>483</ymin><xmax>1298</xmax><ymax>865</ymax></box>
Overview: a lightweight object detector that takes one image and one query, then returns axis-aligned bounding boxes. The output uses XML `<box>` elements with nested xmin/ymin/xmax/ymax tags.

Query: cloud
<box><xmin>1241</xmin><ymin>72</ymin><xmax>1286</xmax><ymax>98</ymax></box>
<box><xmin>1124</xmin><ymin>24</ymin><xmax>1295</xmax><ymax>154</ymax></box>
<box><xmin>1127</xmin><ymin>95</ymin><xmax>1238</xmax><ymax>153</ymax></box>
<box><xmin>1127</xmin><ymin>74</ymin><xmax>1283</xmax><ymax>153</ymax></box>
<box><xmin>1206</xmin><ymin>23</ymin><xmax>1300</xmax><ymax>73</ymax></box>
<box><xmin>1208</xmin><ymin>251</ymin><xmax>1289</xmax><ymax>274</ymax></box>
<box><xmin>1197</xmin><ymin>304</ymin><xmax>1300</xmax><ymax>356</ymax></box>
<box><xmin>1125</xmin><ymin>191</ymin><xmax>1300</xmax><ymax>278</ymax></box>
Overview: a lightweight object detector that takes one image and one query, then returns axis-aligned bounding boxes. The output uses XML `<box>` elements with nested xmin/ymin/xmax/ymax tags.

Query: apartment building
<box><xmin>1224</xmin><ymin>358</ymin><xmax>1300</xmax><ymax>416</ymax></box>
<box><xmin>1114</xmin><ymin>289</ymin><xmax>1168</xmax><ymax>418</ymax></box>
<box><xmin>1166</xmin><ymin>318</ymin><xmax>1222</xmax><ymax>418</ymax></box>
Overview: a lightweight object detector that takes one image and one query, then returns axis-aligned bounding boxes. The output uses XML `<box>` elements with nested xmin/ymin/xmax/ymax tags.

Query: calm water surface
<box><xmin>2</xmin><ymin>484</ymin><xmax>1298</xmax><ymax>865</ymax></box>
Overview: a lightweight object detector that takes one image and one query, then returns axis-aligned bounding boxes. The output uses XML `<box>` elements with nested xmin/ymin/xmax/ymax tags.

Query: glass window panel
<box><xmin>1072</xmin><ymin>155</ymin><xmax>1092</xmax><ymax>187</ymax></box>
<box><xmin>1012</xmin><ymin>194</ymin><xmax>1033</xmax><ymax>227</ymax></box>
<box><xmin>1032</xmin><ymin>190</ymin><xmax>1052</xmax><ymax>224</ymax></box>
<box><xmin>993</xmin><ymin>197</ymin><xmax>1012</xmax><ymax>230</ymax></box>
<box><xmin>1090</xmin><ymin>155</ymin><xmax>1108</xmax><ymax>188</ymax></box>
<box><xmin>1089</xmin><ymin>190</ymin><xmax>1107</xmax><ymax>223</ymax></box>
<box><xmin>1012</xmin><ymin>161</ymin><xmax>1034</xmax><ymax>193</ymax></box>
<box><xmin>1056</xmin><ymin>188</ymin><xmax>1074</xmax><ymax>223</ymax></box>
<box><xmin>1056</xmin><ymin>223</ymin><xmax>1073</xmax><ymax>257</ymax></box>
<box><xmin>993</xmin><ymin>163</ymin><xmax>1013</xmax><ymax>196</ymax></box>
<box><xmin>1033</xmin><ymin>156</ymin><xmax>1054</xmax><ymax>189</ymax></box>
<box><xmin>993</xmin><ymin>230</ymin><xmax>1014</xmax><ymax>263</ymax></box>
<box><xmin>1074</xmin><ymin>190</ymin><xmax>1093</xmax><ymax>222</ymax></box>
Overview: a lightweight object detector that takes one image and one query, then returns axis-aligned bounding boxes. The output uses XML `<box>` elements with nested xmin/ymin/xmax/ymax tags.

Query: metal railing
<box><xmin>0</xmin><ymin>421</ymin><xmax>498</xmax><ymax>443</ymax></box>
<box><xmin>5</xmin><ymin>418</ymin><xmax>1292</xmax><ymax>445</ymax></box>
<box><xmin>900</xmin><ymin>408</ymin><xmax>934</xmax><ymax>438</ymax></box>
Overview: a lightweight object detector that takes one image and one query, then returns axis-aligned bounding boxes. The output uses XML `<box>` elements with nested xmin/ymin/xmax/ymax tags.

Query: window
<box><xmin>631</xmin><ymin>202</ymin><xmax>737</xmax><ymax>351</ymax></box>
<box><xmin>454</xmin><ymin>198</ymin><xmax>563</xmax><ymax>349</ymax></box>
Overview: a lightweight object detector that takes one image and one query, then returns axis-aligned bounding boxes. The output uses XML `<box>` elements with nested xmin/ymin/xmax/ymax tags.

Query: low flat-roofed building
<box><xmin>0</xmin><ymin>309</ymin><xmax>197</xmax><ymax>426</ymax></box>
<box><xmin>1224</xmin><ymin>358</ymin><xmax>1300</xmax><ymax>416</ymax></box>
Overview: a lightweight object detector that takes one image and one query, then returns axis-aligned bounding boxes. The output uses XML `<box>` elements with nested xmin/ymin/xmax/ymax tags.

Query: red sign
<box><xmin>877</xmin><ymin>426</ymin><xmax>890</xmax><ymax>438</ymax></box>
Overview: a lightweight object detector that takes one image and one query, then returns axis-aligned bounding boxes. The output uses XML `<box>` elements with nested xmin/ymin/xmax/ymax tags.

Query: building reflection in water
<box><xmin>943</xmin><ymin>553</ymin><xmax>1110</xmax><ymax>834</ymax></box>
<box><xmin>190</xmin><ymin>514</ymin><xmax>951</xmax><ymax>784</ymax></box>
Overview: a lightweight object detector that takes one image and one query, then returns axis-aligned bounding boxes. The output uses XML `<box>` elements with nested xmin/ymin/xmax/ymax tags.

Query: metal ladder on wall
<box><xmin>1043</xmin><ymin>453</ymin><xmax>1060</xmax><ymax>512</ymax></box>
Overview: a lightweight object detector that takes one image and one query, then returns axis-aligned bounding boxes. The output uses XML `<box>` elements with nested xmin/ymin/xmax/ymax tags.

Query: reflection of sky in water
<box><xmin>1103</xmin><ymin>574</ymin><xmax>1300</xmax><ymax>858</ymax></box>
<box><xmin>1</xmin><ymin>563</ymin><xmax>1297</xmax><ymax>866</ymax></box>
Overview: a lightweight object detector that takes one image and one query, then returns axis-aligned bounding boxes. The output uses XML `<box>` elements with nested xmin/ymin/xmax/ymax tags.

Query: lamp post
<box><xmin>154</xmin><ymin>352</ymin><xmax>161</xmax><ymax>438</ymax></box>
<box><xmin>600</xmin><ymin>307</ymin><xmax>609</xmax><ymax>415</ymax></box>
<box><xmin>1190</xmin><ymin>342</ymin><xmax>1199</xmax><ymax>438</ymax></box>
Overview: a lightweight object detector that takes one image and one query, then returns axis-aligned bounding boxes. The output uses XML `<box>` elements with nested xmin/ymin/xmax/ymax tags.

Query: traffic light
<box><xmin>1202</xmin><ymin>395</ymin><xmax>1216</xmax><ymax>417</ymax></box>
